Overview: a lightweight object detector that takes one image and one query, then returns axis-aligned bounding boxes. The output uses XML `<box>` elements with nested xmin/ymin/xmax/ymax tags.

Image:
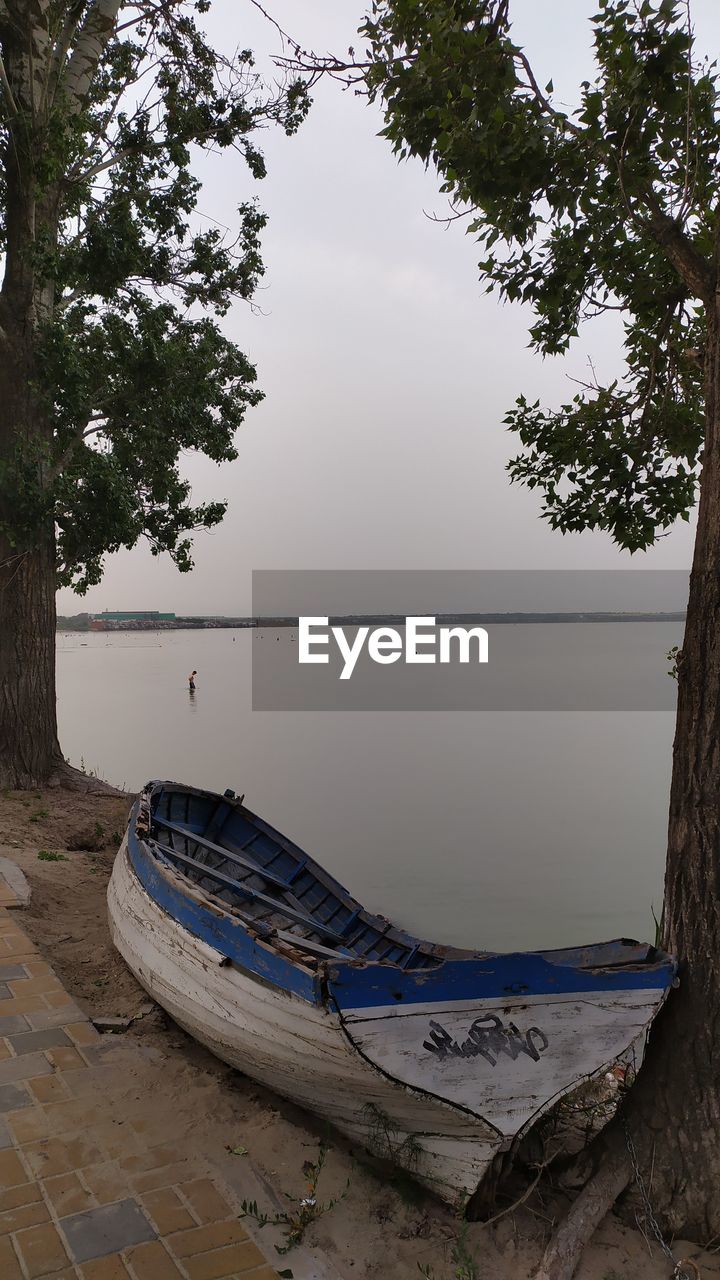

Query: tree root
<box><xmin>46</xmin><ymin>760</ymin><xmax>128</xmax><ymax>797</ymax></box>
<box><xmin>533</xmin><ymin>1131</ymin><xmax>631</xmax><ymax>1280</ymax></box>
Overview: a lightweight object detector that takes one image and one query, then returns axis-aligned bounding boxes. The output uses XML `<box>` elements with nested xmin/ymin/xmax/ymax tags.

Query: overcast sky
<box><xmin>57</xmin><ymin>0</ymin><xmax>720</xmax><ymax>617</ymax></box>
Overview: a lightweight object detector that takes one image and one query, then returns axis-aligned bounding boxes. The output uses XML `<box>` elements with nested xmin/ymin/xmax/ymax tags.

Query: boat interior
<box><xmin>144</xmin><ymin>782</ymin><xmax>443</xmax><ymax>968</ymax></box>
<box><xmin>141</xmin><ymin>782</ymin><xmax>662</xmax><ymax>975</ymax></box>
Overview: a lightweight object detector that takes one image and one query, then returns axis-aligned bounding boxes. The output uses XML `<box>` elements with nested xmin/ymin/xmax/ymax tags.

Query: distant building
<box><xmin>88</xmin><ymin>610</ymin><xmax>176</xmax><ymax>631</ymax></box>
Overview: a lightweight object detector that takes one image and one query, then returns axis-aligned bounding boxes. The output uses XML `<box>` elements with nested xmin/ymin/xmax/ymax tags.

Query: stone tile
<box><xmin>75</xmin><ymin>1045</ymin><xmax>116</xmax><ymax>1068</ymax></box>
<box><xmin>28</xmin><ymin>1073</ymin><xmax>72</xmax><ymax>1104</ymax></box>
<box><xmin>183</xmin><ymin>1241</ymin><xmax>266</xmax><ymax>1280</ymax></box>
<box><xmin>91</xmin><ymin>1123</ymin><xmax>141</xmax><ymax>1162</ymax></box>
<box><xmin>178</xmin><ymin>1179</ymin><xmax>231</xmax><ymax>1224</ymax></box>
<box><xmin>65</xmin><ymin>1021</ymin><xmax>100</xmax><ymax>1047</ymax></box>
<box><xmin>0</xmin><ymin>1235</ymin><xmax>23</xmax><ymax>1280</ymax></box>
<box><xmin>0</xmin><ymin>938</ymin><xmax>35</xmax><ymax>959</ymax></box>
<box><xmin>59</xmin><ymin>1072</ymin><xmax>104</xmax><ymax>1101</ymax></box>
<box><xmin>0</xmin><ymin>983</ymin><xmax>10</xmax><ymax>1000</ymax></box>
<box><xmin>0</xmin><ymin>1014</ymin><xmax>30</xmax><ymax>1035</ymax></box>
<box><xmin>81</xmin><ymin>1255</ymin><xmax>130</xmax><ymax>1278</ymax></box>
<box><xmin>0</xmin><ymin>1181</ymin><xmax>43</xmax><ymax>1212</ymax></box>
<box><xmin>7</xmin><ymin>1104</ymin><xmax>50</xmax><ymax>1142</ymax></box>
<box><xmin>43</xmin><ymin>1171</ymin><xmax>96</xmax><ymax>1216</ymax></box>
<box><xmin>45</xmin><ymin>1045</ymin><xmax>86</xmax><ymax>1071</ymax></box>
<box><xmin>7</xmin><ymin>1027</ymin><xmax>72</xmax><ymax>1056</ymax></box>
<box><xmin>0</xmin><ymin>864</ymin><xmax>30</xmax><ymax>910</ymax></box>
<box><xmin>243</xmin><ymin>1268</ymin><xmax>280</xmax><ymax>1280</ymax></box>
<box><xmin>0</xmin><ymin>1082</ymin><xmax>32</xmax><ymax>1114</ymax></box>
<box><xmin>45</xmin><ymin>990</ymin><xmax>78</xmax><ymax>1010</ymax></box>
<box><xmin>120</xmin><ymin>1144</ymin><xmax>183</xmax><ymax>1174</ymax></box>
<box><xmin>168</xmin><ymin>1221</ymin><xmax>252</xmax><ymax>1257</ymax></box>
<box><xmin>0</xmin><ymin>965</ymin><xmax>27</xmax><ymax>981</ymax></box>
<box><xmin>124</xmin><ymin>1240</ymin><xmax>184</xmax><ymax>1280</ymax></box>
<box><xmin>81</xmin><ymin>1161</ymin><xmax>132</xmax><ymax>1206</ymax></box>
<box><xmin>25</xmin><ymin>1005</ymin><xmax>85</xmax><ymax>1030</ymax></box>
<box><xmin>14</xmin><ymin>1220</ymin><xmax>70</xmax><ymax>1279</ymax></box>
<box><xmin>43</xmin><ymin>1098</ymin><xmax>106</xmax><ymax>1137</ymax></box>
<box><xmin>141</xmin><ymin>1186</ymin><xmax>195</xmax><ymax>1235</ymax></box>
<box><xmin>61</xmin><ymin>1198</ymin><xmax>156</xmax><ymax>1263</ymax></box>
<box><xmin>0</xmin><ymin>1041</ymin><xmax>10</xmax><ymax>1062</ymax></box>
<box><xmin>0</xmin><ymin>1147</ymin><xmax>29</xmax><ymax>1187</ymax></box>
<box><xmin>0</xmin><ymin>995</ymin><xmax>46</xmax><ymax>1015</ymax></box>
<box><xmin>8</xmin><ymin>975</ymin><xmax>62</xmax><ymax>997</ymax></box>
<box><xmin>0</xmin><ymin>1052</ymin><xmax>53</xmax><ymax>1084</ymax></box>
<box><xmin>130</xmin><ymin>1161</ymin><xmax>193</xmax><ymax>1194</ymax></box>
<box><xmin>0</xmin><ymin>1198</ymin><xmax>51</xmax><ymax>1235</ymax></box>
<box><xmin>0</xmin><ymin>1118</ymin><xmax>12</xmax><ymax>1149</ymax></box>
<box><xmin>24</xmin><ymin>1135</ymin><xmax>104</xmax><ymax>1179</ymax></box>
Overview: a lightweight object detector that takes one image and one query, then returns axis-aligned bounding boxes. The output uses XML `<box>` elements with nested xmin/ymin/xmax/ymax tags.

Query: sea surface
<box><xmin>56</xmin><ymin>624</ymin><xmax>682</xmax><ymax>954</ymax></box>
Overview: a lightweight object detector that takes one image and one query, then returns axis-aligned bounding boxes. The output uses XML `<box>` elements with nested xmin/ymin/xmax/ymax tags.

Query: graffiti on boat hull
<box><xmin>423</xmin><ymin>1014</ymin><xmax>549</xmax><ymax>1066</ymax></box>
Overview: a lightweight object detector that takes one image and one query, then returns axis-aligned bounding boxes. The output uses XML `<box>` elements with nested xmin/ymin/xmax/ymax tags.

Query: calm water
<box><xmin>56</xmin><ymin>626</ymin><xmax>681</xmax><ymax>954</ymax></box>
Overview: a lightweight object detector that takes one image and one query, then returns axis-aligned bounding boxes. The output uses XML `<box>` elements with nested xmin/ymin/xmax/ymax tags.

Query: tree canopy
<box><xmin>352</xmin><ymin>0</ymin><xmax>719</xmax><ymax>550</ymax></box>
<box><xmin>0</xmin><ymin>0</ymin><xmax>308</xmax><ymax>590</ymax></box>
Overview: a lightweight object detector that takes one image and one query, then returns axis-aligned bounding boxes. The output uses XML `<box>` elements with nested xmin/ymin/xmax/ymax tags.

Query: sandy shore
<box><xmin>0</xmin><ymin>786</ymin><xmax>716</xmax><ymax>1280</ymax></box>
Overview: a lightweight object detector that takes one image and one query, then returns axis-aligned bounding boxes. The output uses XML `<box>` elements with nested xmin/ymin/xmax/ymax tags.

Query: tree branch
<box><xmin>61</xmin><ymin>0</ymin><xmax>123</xmax><ymax>115</ymax></box>
<box><xmin>49</xmin><ymin>0</ymin><xmax>91</xmax><ymax>106</ymax></box>
<box><xmin>646</xmin><ymin>204</ymin><xmax>714</xmax><ymax>305</ymax></box>
<box><xmin>0</xmin><ymin>49</ymin><xmax>18</xmax><ymax>117</ymax></box>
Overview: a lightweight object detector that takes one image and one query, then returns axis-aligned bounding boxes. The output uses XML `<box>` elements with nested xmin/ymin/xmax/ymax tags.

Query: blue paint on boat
<box><xmin>326</xmin><ymin>947</ymin><xmax>674</xmax><ymax>1010</ymax></box>
<box><xmin>127</xmin><ymin>808</ymin><xmax>321</xmax><ymax>1005</ymax></box>
<box><xmin>126</xmin><ymin>781</ymin><xmax>676</xmax><ymax>1013</ymax></box>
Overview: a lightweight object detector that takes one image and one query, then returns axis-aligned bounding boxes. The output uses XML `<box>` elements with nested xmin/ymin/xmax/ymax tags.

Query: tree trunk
<box><xmin>615</xmin><ymin>303</ymin><xmax>720</xmax><ymax>1238</ymax></box>
<box><xmin>0</xmin><ymin>9</ymin><xmax>64</xmax><ymax>790</ymax></box>
<box><xmin>0</xmin><ymin>532</ymin><xmax>62</xmax><ymax>788</ymax></box>
<box><xmin>0</xmin><ymin>264</ymin><xmax>63</xmax><ymax>788</ymax></box>
<box><xmin>529</xmin><ymin>288</ymin><xmax>720</xmax><ymax>1280</ymax></box>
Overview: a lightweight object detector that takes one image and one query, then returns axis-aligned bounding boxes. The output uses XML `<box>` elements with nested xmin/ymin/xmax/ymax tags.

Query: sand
<box><xmin>0</xmin><ymin>786</ymin><xmax>717</xmax><ymax>1280</ymax></box>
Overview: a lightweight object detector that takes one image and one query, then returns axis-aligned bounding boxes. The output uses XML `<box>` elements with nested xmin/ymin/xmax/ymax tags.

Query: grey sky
<box><xmin>57</xmin><ymin>1</ymin><xmax>720</xmax><ymax>617</ymax></box>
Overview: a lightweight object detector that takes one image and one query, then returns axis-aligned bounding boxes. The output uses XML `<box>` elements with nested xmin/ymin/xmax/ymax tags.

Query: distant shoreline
<box><xmin>57</xmin><ymin>611</ymin><xmax>687</xmax><ymax>632</ymax></box>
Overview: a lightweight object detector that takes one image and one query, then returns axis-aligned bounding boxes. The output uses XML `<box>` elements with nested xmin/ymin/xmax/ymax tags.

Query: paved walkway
<box><xmin>0</xmin><ymin>894</ymin><xmax>280</xmax><ymax>1280</ymax></box>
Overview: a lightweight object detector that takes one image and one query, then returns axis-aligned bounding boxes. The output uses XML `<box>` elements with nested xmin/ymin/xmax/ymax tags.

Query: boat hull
<box><xmin>108</xmin><ymin>842</ymin><xmax>502</xmax><ymax>1204</ymax></box>
<box><xmin>107</xmin><ymin>782</ymin><xmax>674</xmax><ymax>1207</ymax></box>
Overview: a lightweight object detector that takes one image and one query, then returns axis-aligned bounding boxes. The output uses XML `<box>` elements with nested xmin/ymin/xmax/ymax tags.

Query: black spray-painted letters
<box><xmin>423</xmin><ymin>1014</ymin><xmax>549</xmax><ymax>1067</ymax></box>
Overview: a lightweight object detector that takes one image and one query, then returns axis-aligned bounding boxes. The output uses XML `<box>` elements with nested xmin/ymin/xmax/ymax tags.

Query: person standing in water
<box><xmin>188</xmin><ymin>670</ymin><xmax>197</xmax><ymax>691</ymax></box>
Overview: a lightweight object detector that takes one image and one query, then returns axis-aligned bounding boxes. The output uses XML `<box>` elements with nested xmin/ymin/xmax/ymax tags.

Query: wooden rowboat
<box><xmin>108</xmin><ymin>780</ymin><xmax>675</xmax><ymax>1207</ymax></box>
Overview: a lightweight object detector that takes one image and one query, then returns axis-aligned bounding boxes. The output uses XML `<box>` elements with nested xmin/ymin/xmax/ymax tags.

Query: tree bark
<box><xmin>529</xmin><ymin>305</ymin><xmax>720</xmax><ymax>1280</ymax></box>
<box><xmin>534</xmin><ymin>1130</ymin><xmax>631</xmax><ymax>1280</ymax></box>
<box><xmin>617</xmin><ymin>301</ymin><xmax>720</xmax><ymax>1239</ymax></box>
<box><xmin>0</xmin><ymin>533</ymin><xmax>62</xmax><ymax>788</ymax></box>
<box><xmin>0</xmin><ymin>6</ymin><xmax>65</xmax><ymax>788</ymax></box>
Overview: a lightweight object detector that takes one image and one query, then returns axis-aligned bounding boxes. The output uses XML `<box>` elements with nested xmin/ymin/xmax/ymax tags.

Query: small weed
<box><xmin>650</xmin><ymin>903</ymin><xmax>662</xmax><ymax>949</ymax></box>
<box><xmin>240</xmin><ymin>1142</ymin><xmax>349</xmax><ymax>1254</ymax></box>
<box><xmin>363</xmin><ymin>1102</ymin><xmax>421</xmax><ymax>1169</ymax></box>
<box><xmin>94</xmin><ymin>821</ymin><xmax>105</xmax><ymax>839</ymax></box>
<box><xmin>29</xmin><ymin>808</ymin><xmax>48</xmax><ymax>823</ymax></box>
<box><xmin>37</xmin><ymin>850</ymin><xmax>67</xmax><ymax>862</ymax></box>
<box><xmin>667</xmin><ymin>645</ymin><xmax>682</xmax><ymax>680</ymax></box>
<box><xmin>417</xmin><ymin>1221</ymin><xmax>480</xmax><ymax>1279</ymax></box>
